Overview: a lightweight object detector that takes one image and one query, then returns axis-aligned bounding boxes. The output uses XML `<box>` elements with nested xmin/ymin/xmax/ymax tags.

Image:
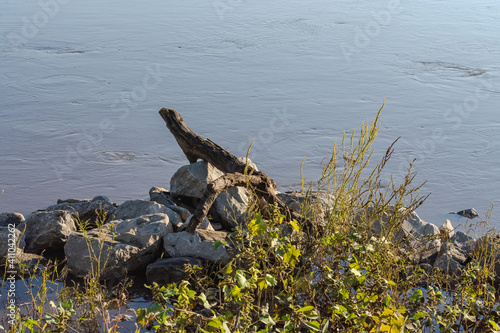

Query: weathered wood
<box><xmin>159</xmin><ymin>108</ymin><xmax>253</xmax><ymax>175</ymax></box>
<box><xmin>159</xmin><ymin>108</ymin><xmax>298</xmax><ymax>232</ymax></box>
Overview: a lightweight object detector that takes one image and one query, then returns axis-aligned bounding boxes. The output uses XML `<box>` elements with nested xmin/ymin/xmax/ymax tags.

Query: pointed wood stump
<box><xmin>159</xmin><ymin>108</ymin><xmax>299</xmax><ymax>233</ymax></box>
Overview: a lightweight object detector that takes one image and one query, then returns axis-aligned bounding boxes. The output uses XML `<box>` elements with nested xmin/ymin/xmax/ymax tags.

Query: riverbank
<box><xmin>2</xmin><ymin>112</ymin><xmax>499</xmax><ymax>332</ymax></box>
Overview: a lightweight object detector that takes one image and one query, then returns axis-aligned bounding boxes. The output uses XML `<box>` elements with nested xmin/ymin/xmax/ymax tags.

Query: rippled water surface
<box><xmin>1</xmin><ymin>0</ymin><xmax>499</xmax><ymax>229</ymax></box>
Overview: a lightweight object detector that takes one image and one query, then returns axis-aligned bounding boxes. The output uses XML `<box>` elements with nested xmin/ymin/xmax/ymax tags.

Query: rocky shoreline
<box><xmin>1</xmin><ymin>159</ymin><xmax>498</xmax><ymax>287</ymax></box>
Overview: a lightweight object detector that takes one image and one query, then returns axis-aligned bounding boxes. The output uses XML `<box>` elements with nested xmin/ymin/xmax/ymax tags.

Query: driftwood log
<box><xmin>159</xmin><ymin>108</ymin><xmax>299</xmax><ymax>233</ymax></box>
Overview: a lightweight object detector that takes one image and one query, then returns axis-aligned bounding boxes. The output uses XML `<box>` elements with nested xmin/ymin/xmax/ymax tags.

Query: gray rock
<box><xmin>396</xmin><ymin>211</ymin><xmax>441</xmax><ymax>263</ymax></box>
<box><xmin>277</xmin><ymin>191</ymin><xmax>335</xmax><ymax>226</ymax></box>
<box><xmin>170</xmin><ymin>161</ymin><xmax>224</xmax><ymax>199</ymax></box>
<box><xmin>433</xmin><ymin>231</ymin><xmax>475</xmax><ymax>274</ymax></box>
<box><xmin>211</xmin><ymin>187</ymin><xmax>250</xmax><ymax>230</ymax></box>
<box><xmin>0</xmin><ymin>226</ymin><xmax>25</xmax><ymax>265</ymax></box>
<box><xmin>451</xmin><ymin>208</ymin><xmax>479</xmax><ymax>219</ymax></box>
<box><xmin>23</xmin><ymin>210</ymin><xmax>77</xmax><ymax>254</ymax></box>
<box><xmin>46</xmin><ymin>195</ymin><xmax>117</xmax><ymax>227</ymax></box>
<box><xmin>114</xmin><ymin>200</ymin><xmax>182</xmax><ymax>225</ymax></box>
<box><xmin>167</xmin><ymin>205</ymin><xmax>192</xmax><ymax>223</ymax></box>
<box><xmin>65</xmin><ymin>213</ymin><xmax>174</xmax><ymax>279</ymax></box>
<box><xmin>146</xmin><ymin>257</ymin><xmax>203</xmax><ymax>285</ymax></box>
<box><xmin>439</xmin><ymin>219</ymin><xmax>455</xmax><ymax>240</ymax></box>
<box><xmin>170</xmin><ymin>160</ymin><xmax>256</xmax><ymax>230</ymax></box>
<box><xmin>433</xmin><ymin>254</ymin><xmax>463</xmax><ymax>275</ymax></box>
<box><xmin>107</xmin><ymin>213</ymin><xmax>175</xmax><ymax>247</ymax></box>
<box><xmin>177</xmin><ymin>215</ymin><xmax>214</xmax><ymax>232</ymax></box>
<box><xmin>439</xmin><ymin>231</ymin><xmax>475</xmax><ymax>265</ymax></box>
<box><xmin>149</xmin><ymin>186</ymin><xmax>177</xmax><ymax>207</ymax></box>
<box><xmin>65</xmin><ymin>232</ymin><xmax>139</xmax><ymax>279</ymax></box>
<box><xmin>163</xmin><ymin>230</ymin><xmax>233</xmax><ymax>264</ymax></box>
<box><xmin>0</xmin><ymin>212</ymin><xmax>25</xmax><ymax>228</ymax></box>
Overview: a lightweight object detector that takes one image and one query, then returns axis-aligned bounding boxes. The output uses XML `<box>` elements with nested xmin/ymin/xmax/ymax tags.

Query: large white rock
<box><xmin>163</xmin><ymin>230</ymin><xmax>233</xmax><ymax>264</ymax></box>
<box><xmin>64</xmin><ymin>213</ymin><xmax>174</xmax><ymax>279</ymax></box>
<box><xmin>22</xmin><ymin>210</ymin><xmax>77</xmax><ymax>254</ymax></box>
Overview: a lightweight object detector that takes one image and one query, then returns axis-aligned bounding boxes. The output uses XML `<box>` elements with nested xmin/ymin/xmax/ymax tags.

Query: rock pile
<box><xmin>0</xmin><ymin>160</ymin><xmax>494</xmax><ymax>286</ymax></box>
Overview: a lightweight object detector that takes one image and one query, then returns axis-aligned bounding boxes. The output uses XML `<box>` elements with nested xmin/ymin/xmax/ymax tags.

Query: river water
<box><xmin>1</xmin><ymin>0</ymin><xmax>499</xmax><ymax>230</ymax></box>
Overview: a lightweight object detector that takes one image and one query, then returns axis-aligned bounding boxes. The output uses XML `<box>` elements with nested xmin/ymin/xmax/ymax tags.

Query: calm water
<box><xmin>1</xmin><ymin>0</ymin><xmax>499</xmax><ymax>230</ymax></box>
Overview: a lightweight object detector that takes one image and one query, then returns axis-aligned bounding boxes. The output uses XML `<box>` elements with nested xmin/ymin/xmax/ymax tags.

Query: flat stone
<box><xmin>106</xmin><ymin>213</ymin><xmax>175</xmax><ymax>248</ymax></box>
<box><xmin>47</xmin><ymin>195</ymin><xmax>117</xmax><ymax>227</ymax></box>
<box><xmin>113</xmin><ymin>200</ymin><xmax>182</xmax><ymax>226</ymax></box>
<box><xmin>146</xmin><ymin>257</ymin><xmax>203</xmax><ymax>285</ymax></box>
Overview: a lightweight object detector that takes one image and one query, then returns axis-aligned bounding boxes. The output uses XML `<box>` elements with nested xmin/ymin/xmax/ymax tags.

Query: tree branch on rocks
<box><xmin>159</xmin><ymin>108</ymin><xmax>299</xmax><ymax>232</ymax></box>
